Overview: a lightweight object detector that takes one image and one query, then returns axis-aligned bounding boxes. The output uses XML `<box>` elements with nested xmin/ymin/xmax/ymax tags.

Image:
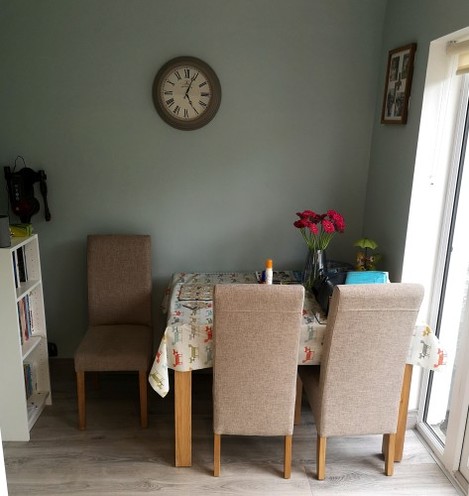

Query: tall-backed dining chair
<box><xmin>74</xmin><ymin>235</ymin><xmax>153</xmax><ymax>430</ymax></box>
<box><xmin>298</xmin><ymin>283</ymin><xmax>424</xmax><ymax>480</ymax></box>
<box><xmin>212</xmin><ymin>284</ymin><xmax>304</xmax><ymax>478</ymax></box>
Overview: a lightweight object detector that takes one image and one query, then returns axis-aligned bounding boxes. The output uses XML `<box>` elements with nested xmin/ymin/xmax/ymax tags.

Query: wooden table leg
<box><xmin>395</xmin><ymin>364</ymin><xmax>413</xmax><ymax>462</ymax></box>
<box><xmin>294</xmin><ymin>375</ymin><xmax>303</xmax><ymax>425</ymax></box>
<box><xmin>174</xmin><ymin>370</ymin><xmax>192</xmax><ymax>467</ymax></box>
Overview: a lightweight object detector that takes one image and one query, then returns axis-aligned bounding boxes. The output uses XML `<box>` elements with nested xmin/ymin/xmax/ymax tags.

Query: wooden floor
<box><xmin>3</xmin><ymin>359</ymin><xmax>462</xmax><ymax>496</ymax></box>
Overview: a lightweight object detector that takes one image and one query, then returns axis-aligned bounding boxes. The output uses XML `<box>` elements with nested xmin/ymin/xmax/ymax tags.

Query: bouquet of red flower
<box><xmin>294</xmin><ymin>209</ymin><xmax>346</xmax><ymax>251</ymax></box>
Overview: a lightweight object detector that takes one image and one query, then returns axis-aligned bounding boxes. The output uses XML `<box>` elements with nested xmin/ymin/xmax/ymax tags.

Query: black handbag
<box><xmin>313</xmin><ymin>261</ymin><xmax>353</xmax><ymax>315</ymax></box>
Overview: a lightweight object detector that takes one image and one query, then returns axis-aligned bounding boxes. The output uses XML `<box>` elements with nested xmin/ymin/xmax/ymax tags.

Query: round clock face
<box><xmin>153</xmin><ymin>56</ymin><xmax>221</xmax><ymax>131</ymax></box>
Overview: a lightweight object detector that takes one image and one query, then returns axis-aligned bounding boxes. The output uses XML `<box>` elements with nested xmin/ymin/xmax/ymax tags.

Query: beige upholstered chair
<box><xmin>212</xmin><ymin>284</ymin><xmax>304</xmax><ymax>478</ymax></box>
<box><xmin>298</xmin><ymin>283</ymin><xmax>424</xmax><ymax>480</ymax></box>
<box><xmin>74</xmin><ymin>235</ymin><xmax>153</xmax><ymax>430</ymax></box>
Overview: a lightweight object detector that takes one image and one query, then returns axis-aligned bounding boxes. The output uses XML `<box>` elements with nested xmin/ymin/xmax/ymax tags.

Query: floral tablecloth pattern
<box><xmin>148</xmin><ymin>272</ymin><xmax>446</xmax><ymax>398</ymax></box>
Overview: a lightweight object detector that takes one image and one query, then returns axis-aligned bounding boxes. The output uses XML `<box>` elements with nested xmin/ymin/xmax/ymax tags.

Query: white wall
<box><xmin>0</xmin><ymin>0</ymin><xmax>386</xmax><ymax>356</ymax></box>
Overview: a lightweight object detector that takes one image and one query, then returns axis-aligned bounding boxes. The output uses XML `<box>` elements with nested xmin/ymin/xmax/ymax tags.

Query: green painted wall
<box><xmin>0</xmin><ymin>1</ymin><xmax>386</xmax><ymax>356</ymax></box>
<box><xmin>364</xmin><ymin>0</ymin><xmax>469</xmax><ymax>280</ymax></box>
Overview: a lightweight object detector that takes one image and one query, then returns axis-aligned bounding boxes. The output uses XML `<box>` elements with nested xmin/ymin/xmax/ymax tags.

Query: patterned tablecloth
<box><xmin>149</xmin><ymin>272</ymin><xmax>446</xmax><ymax>398</ymax></box>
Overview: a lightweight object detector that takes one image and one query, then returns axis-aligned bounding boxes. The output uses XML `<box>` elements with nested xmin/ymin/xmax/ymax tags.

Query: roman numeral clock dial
<box><xmin>153</xmin><ymin>56</ymin><xmax>221</xmax><ymax>130</ymax></box>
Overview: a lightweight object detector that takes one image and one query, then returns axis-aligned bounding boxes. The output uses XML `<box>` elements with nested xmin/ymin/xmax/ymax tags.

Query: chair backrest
<box><xmin>87</xmin><ymin>234</ymin><xmax>152</xmax><ymax>327</ymax></box>
<box><xmin>317</xmin><ymin>283</ymin><xmax>424</xmax><ymax>437</ymax></box>
<box><xmin>213</xmin><ymin>284</ymin><xmax>304</xmax><ymax>436</ymax></box>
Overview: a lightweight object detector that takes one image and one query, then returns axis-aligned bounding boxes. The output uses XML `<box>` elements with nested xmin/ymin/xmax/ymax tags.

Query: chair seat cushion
<box><xmin>74</xmin><ymin>324</ymin><xmax>152</xmax><ymax>372</ymax></box>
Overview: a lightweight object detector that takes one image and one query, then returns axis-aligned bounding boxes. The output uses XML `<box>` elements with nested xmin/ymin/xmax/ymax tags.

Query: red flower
<box><xmin>294</xmin><ymin>219</ymin><xmax>309</xmax><ymax>228</ymax></box>
<box><xmin>327</xmin><ymin>210</ymin><xmax>345</xmax><ymax>232</ymax></box>
<box><xmin>322</xmin><ymin>219</ymin><xmax>335</xmax><ymax>233</ymax></box>
<box><xmin>293</xmin><ymin>208</ymin><xmax>345</xmax><ymax>250</ymax></box>
<box><xmin>296</xmin><ymin>210</ymin><xmax>317</xmax><ymax>219</ymax></box>
<box><xmin>335</xmin><ymin>216</ymin><xmax>345</xmax><ymax>233</ymax></box>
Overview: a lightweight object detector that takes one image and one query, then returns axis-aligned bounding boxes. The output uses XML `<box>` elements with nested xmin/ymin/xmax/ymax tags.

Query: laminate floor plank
<box><xmin>3</xmin><ymin>360</ymin><xmax>462</xmax><ymax>495</ymax></box>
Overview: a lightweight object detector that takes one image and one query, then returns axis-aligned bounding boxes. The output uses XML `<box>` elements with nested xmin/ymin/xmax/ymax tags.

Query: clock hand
<box><xmin>184</xmin><ymin>73</ymin><xmax>198</xmax><ymax>97</ymax></box>
<box><xmin>184</xmin><ymin>93</ymin><xmax>199</xmax><ymax>114</ymax></box>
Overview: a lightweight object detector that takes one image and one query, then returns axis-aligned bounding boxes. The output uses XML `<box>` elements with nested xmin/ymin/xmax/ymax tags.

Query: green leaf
<box><xmin>354</xmin><ymin>238</ymin><xmax>378</xmax><ymax>249</ymax></box>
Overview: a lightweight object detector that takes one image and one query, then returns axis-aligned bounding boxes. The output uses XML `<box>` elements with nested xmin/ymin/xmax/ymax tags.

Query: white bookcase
<box><xmin>0</xmin><ymin>234</ymin><xmax>51</xmax><ymax>441</ymax></box>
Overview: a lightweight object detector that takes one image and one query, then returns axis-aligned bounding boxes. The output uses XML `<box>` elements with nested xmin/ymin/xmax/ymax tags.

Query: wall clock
<box><xmin>152</xmin><ymin>56</ymin><xmax>221</xmax><ymax>131</ymax></box>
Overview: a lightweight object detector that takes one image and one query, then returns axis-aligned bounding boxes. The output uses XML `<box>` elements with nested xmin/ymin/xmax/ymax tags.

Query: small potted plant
<box><xmin>354</xmin><ymin>238</ymin><xmax>381</xmax><ymax>271</ymax></box>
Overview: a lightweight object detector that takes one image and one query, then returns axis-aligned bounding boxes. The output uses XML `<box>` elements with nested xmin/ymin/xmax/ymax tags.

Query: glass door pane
<box><xmin>459</xmin><ymin>412</ymin><xmax>469</xmax><ymax>481</ymax></box>
<box><xmin>423</xmin><ymin>101</ymin><xmax>469</xmax><ymax>445</ymax></box>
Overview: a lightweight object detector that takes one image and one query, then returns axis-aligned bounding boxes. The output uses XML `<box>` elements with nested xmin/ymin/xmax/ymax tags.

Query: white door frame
<box><xmin>403</xmin><ymin>27</ymin><xmax>469</xmax><ymax>494</ymax></box>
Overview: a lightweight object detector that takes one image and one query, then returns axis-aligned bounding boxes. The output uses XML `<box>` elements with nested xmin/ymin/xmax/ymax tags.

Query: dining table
<box><xmin>148</xmin><ymin>271</ymin><xmax>446</xmax><ymax>467</ymax></box>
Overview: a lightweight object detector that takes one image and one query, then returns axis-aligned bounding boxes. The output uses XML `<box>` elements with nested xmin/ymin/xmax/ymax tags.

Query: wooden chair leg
<box><xmin>76</xmin><ymin>371</ymin><xmax>86</xmax><ymax>431</ymax></box>
<box><xmin>294</xmin><ymin>375</ymin><xmax>303</xmax><ymax>425</ymax></box>
<box><xmin>317</xmin><ymin>435</ymin><xmax>327</xmax><ymax>480</ymax></box>
<box><xmin>139</xmin><ymin>370</ymin><xmax>148</xmax><ymax>428</ymax></box>
<box><xmin>382</xmin><ymin>433</ymin><xmax>389</xmax><ymax>458</ymax></box>
<box><xmin>214</xmin><ymin>434</ymin><xmax>221</xmax><ymax>477</ymax></box>
<box><xmin>284</xmin><ymin>434</ymin><xmax>292</xmax><ymax>479</ymax></box>
<box><xmin>384</xmin><ymin>433</ymin><xmax>396</xmax><ymax>476</ymax></box>
<box><xmin>395</xmin><ymin>364</ymin><xmax>413</xmax><ymax>461</ymax></box>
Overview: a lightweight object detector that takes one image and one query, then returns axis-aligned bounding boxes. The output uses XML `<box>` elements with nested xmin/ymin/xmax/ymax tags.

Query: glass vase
<box><xmin>302</xmin><ymin>249</ymin><xmax>326</xmax><ymax>293</ymax></box>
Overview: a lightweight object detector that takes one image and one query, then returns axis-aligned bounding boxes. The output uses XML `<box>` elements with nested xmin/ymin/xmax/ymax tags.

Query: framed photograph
<box><xmin>381</xmin><ymin>43</ymin><xmax>417</xmax><ymax>124</ymax></box>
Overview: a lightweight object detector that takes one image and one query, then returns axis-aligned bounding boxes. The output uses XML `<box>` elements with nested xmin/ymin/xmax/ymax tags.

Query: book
<box><xmin>345</xmin><ymin>271</ymin><xmax>389</xmax><ymax>284</ymax></box>
<box><xmin>27</xmin><ymin>294</ymin><xmax>34</xmax><ymax>336</ymax></box>
<box><xmin>16</xmin><ymin>246</ymin><xmax>27</xmax><ymax>283</ymax></box>
<box><xmin>23</xmin><ymin>363</ymin><xmax>36</xmax><ymax>400</ymax></box>
<box><xmin>18</xmin><ymin>307</ymin><xmax>23</xmax><ymax>346</ymax></box>
<box><xmin>24</xmin><ymin>295</ymin><xmax>32</xmax><ymax>339</ymax></box>
<box><xmin>18</xmin><ymin>297</ymin><xmax>28</xmax><ymax>342</ymax></box>
<box><xmin>255</xmin><ymin>270</ymin><xmax>301</xmax><ymax>285</ymax></box>
<box><xmin>12</xmin><ymin>252</ymin><xmax>18</xmax><ymax>288</ymax></box>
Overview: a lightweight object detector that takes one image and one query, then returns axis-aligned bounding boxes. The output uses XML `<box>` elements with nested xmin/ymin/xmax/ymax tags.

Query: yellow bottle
<box><xmin>265</xmin><ymin>259</ymin><xmax>273</xmax><ymax>285</ymax></box>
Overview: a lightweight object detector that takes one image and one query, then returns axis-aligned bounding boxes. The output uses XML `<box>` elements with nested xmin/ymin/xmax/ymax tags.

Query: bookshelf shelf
<box><xmin>22</xmin><ymin>336</ymin><xmax>42</xmax><ymax>361</ymax></box>
<box><xmin>16</xmin><ymin>279</ymin><xmax>41</xmax><ymax>301</ymax></box>
<box><xmin>0</xmin><ymin>234</ymin><xmax>51</xmax><ymax>441</ymax></box>
<box><xmin>27</xmin><ymin>391</ymin><xmax>49</xmax><ymax>430</ymax></box>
